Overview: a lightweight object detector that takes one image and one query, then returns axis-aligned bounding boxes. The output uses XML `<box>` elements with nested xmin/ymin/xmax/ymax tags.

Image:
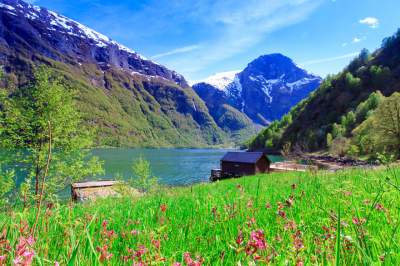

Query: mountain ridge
<box><xmin>0</xmin><ymin>0</ymin><xmax>227</xmax><ymax>147</ymax></box>
<box><xmin>193</xmin><ymin>53</ymin><xmax>321</xmax><ymax>127</ymax></box>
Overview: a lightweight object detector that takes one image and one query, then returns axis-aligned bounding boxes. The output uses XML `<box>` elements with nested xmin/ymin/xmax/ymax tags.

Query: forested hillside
<box><xmin>248</xmin><ymin>29</ymin><xmax>400</xmax><ymax>158</ymax></box>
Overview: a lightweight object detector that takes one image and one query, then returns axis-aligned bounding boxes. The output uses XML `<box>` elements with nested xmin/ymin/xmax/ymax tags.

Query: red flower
<box><xmin>277</xmin><ymin>210</ymin><xmax>287</xmax><ymax>219</ymax></box>
<box><xmin>236</xmin><ymin>231</ymin><xmax>243</xmax><ymax>245</ymax></box>
<box><xmin>160</xmin><ymin>204</ymin><xmax>167</xmax><ymax>212</ymax></box>
<box><xmin>265</xmin><ymin>202</ymin><xmax>271</xmax><ymax>209</ymax></box>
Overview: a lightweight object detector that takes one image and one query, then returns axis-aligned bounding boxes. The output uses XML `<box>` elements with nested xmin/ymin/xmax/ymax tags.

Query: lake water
<box><xmin>91</xmin><ymin>148</ymin><xmax>284</xmax><ymax>186</ymax></box>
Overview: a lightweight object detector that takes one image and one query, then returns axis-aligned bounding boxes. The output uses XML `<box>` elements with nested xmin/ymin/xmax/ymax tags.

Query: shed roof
<box><xmin>221</xmin><ymin>152</ymin><xmax>269</xmax><ymax>164</ymax></box>
<box><xmin>72</xmin><ymin>180</ymin><xmax>120</xmax><ymax>189</ymax></box>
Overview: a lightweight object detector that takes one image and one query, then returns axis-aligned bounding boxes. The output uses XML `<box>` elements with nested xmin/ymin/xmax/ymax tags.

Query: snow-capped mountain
<box><xmin>0</xmin><ymin>0</ymin><xmax>187</xmax><ymax>86</ymax></box>
<box><xmin>193</xmin><ymin>54</ymin><xmax>322</xmax><ymax>126</ymax></box>
<box><xmin>0</xmin><ymin>0</ymin><xmax>226</xmax><ymax>147</ymax></box>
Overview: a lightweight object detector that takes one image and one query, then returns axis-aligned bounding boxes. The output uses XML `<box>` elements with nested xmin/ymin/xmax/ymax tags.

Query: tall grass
<box><xmin>1</xmin><ymin>167</ymin><xmax>399</xmax><ymax>265</ymax></box>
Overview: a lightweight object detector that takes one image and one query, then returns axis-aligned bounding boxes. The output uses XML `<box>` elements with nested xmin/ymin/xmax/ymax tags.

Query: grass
<box><xmin>1</xmin><ymin>166</ymin><xmax>400</xmax><ymax>265</ymax></box>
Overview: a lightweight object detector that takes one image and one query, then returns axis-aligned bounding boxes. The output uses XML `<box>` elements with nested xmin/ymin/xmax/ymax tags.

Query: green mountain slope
<box><xmin>248</xmin><ymin>29</ymin><xmax>400</xmax><ymax>152</ymax></box>
<box><xmin>0</xmin><ymin>0</ymin><xmax>227</xmax><ymax>147</ymax></box>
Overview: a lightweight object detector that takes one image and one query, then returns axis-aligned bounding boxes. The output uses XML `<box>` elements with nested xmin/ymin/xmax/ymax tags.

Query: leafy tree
<box><xmin>353</xmin><ymin>92</ymin><xmax>400</xmax><ymax>158</ymax></box>
<box><xmin>0</xmin><ymin>66</ymin><xmax>103</xmax><ymax>203</ymax></box>
<box><xmin>326</xmin><ymin>133</ymin><xmax>333</xmax><ymax>148</ymax></box>
<box><xmin>130</xmin><ymin>157</ymin><xmax>158</xmax><ymax>193</ymax></box>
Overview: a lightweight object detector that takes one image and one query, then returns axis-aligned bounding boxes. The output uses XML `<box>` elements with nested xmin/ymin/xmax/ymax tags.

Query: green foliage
<box><xmin>0</xmin><ymin>165</ymin><xmax>15</xmax><ymax>206</ymax></box>
<box><xmin>353</xmin><ymin>92</ymin><xmax>400</xmax><ymax>158</ymax></box>
<box><xmin>326</xmin><ymin>133</ymin><xmax>333</xmax><ymax>147</ymax></box>
<box><xmin>0</xmin><ymin>167</ymin><xmax>399</xmax><ymax>264</ymax></box>
<box><xmin>129</xmin><ymin>157</ymin><xmax>159</xmax><ymax>193</ymax></box>
<box><xmin>0</xmin><ymin>66</ymin><xmax>103</xmax><ymax>202</ymax></box>
<box><xmin>247</xmin><ymin>29</ymin><xmax>400</xmax><ymax>153</ymax></box>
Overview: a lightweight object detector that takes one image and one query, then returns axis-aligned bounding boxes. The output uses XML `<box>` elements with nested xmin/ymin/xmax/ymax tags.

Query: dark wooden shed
<box><xmin>220</xmin><ymin>152</ymin><xmax>271</xmax><ymax>178</ymax></box>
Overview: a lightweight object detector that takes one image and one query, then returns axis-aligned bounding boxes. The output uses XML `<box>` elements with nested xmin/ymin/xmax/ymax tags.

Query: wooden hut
<box><xmin>71</xmin><ymin>181</ymin><xmax>121</xmax><ymax>202</ymax></box>
<box><xmin>211</xmin><ymin>152</ymin><xmax>271</xmax><ymax>181</ymax></box>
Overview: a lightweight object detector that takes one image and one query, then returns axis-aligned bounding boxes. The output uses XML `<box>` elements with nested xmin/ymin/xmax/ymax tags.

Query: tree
<box><xmin>353</xmin><ymin>92</ymin><xmax>400</xmax><ymax>158</ymax></box>
<box><xmin>372</xmin><ymin>92</ymin><xmax>400</xmax><ymax>156</ymax></box>
<box><xmin>0</xmin><ymin>66</ymin><xmax>103</xmax><ymax>204</ymax></box>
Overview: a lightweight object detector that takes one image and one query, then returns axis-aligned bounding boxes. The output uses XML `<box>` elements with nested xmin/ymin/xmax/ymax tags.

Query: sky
<box><xmin>28</xmin><ymin>0</ymin><xmax>400</xmax><ymax>82</ymax></box>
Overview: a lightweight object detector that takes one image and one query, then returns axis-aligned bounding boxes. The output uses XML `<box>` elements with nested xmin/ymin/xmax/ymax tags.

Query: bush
<box><xmin>129</xmin><ymin>157</ymin><xmax>159</xmax><ymax>193</ymax></box>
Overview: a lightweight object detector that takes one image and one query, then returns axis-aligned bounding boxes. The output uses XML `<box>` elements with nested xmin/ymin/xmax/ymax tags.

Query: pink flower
<box><xmin>352</xmin><ymin>217</ymin><xmax>366</xmax><ymax>225</ymax></box>
<box><xmin>249</xmin><ymin>230</ymin><xmax>267</xmax><ymax>250</ymax></box>
<box><xmin>54</xmin><ymin>262</ymin><xmax>59</xmax><ymax>266</ymax></box>
<box><xmin>152</xmin><ymin>239</ymin><xmax>160</xmax><ymax>249</ymax></box>
<box><xmin>375</xmin><ymin>203</ymin><xmax>385</xmax><ymax>211</ymax></box>
<box><xmin>0</xmin><ymin>255</ymin><xmax>6</xmax><ymax>264</ymax></box>
<box><xmin>173</xmin><ymin>263</ymin><xmax>182</xmax><ymax>266</ymax></box>
<box><xmin>131</xmin><ymin>230</ymin><xmax>139</xmax><ymax>236</ymax></box>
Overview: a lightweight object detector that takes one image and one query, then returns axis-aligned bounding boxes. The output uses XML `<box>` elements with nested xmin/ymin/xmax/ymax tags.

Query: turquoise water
<box><xmin>91</xmin><ymin>148</ymin><xmax>284</xmax><ymax>186</ymax></box>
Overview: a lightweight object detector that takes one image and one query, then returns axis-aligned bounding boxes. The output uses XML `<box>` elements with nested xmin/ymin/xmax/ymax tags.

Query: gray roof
<box><xmin>221</xmin><ymin>152</ymin><xmax>269</xmax><ymax>164</ymax></box>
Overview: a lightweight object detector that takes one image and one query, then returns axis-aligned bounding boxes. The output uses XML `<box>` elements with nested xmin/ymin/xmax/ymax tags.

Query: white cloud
<box><xmin>151</xmin><ymin>44</ymin><xmax>202</xmax><ymax>59</ymax></box>
<box><xmin>359</xmin><ymin>17</ymin><xmax>379</xmax><ymax>28</ymax></box>
<box><xmin>160</xmin><ymin>0</ymin><xmax>323</xmax><ymax>76</ymax></box>
<box><xmin>300</xmin><ymin>52</ymin><xmax>359</xmax><ymax>66</ymax></box>
<box><xmin>341</xmin><ymin>42</ymin><xmax>348</xmax><ymax>47</ymax></box>
<box><xmin>352</xmin><ymin>37</ymin><xmax>361</xmax><ymax>43</ymax></box>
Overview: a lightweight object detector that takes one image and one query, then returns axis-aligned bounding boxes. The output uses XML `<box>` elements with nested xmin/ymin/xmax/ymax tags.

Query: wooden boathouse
<box><xmin>211</xmin><ymin>152</ymin><xmax>271</xmax><ymax>181</ymax></box>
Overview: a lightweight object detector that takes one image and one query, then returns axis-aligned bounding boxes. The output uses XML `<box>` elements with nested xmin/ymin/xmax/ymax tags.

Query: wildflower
<box><xmin>96</xmin><ymin>245</ymin><xmax>113</xmax><ymax>262</ymax></box>
<box><xmin>246</xmin><ymin>217</ymin><xmax>256</xmax><ymax>227</ymax></box>
<box><xmin>54</xmin><ymin>262</ymin><xmax>59</xmax><ymax>266</ymax></box>
<box><xmin>249</xmin><ymin>230</ymin><xmax>267</xmax><ymax>250</ymax></box>
<box><xmin>285</xmin><ymin>196</ymin><xmax>294</xmax><ymax>208</ymax></box>
<box><xmin>211</xmin><ymin>206</ymin><xmax>217</xmax><ymax>216</ymax></box>
<box><xmin>291</xmin><ymin>183</ymin><xmax>297</xmax><ymax>190</ymax></box>
<box><xmin>277</xmin><ymin>210</ymin><xmax>287</xmax><ymax>219</ymax></box>
<box><xmin>247</xmin><ymin>200</ymin><xmax>254</xmax><ymax>208</ymax></box>
<box><xmin>0</xmin><ymin>255</ymin><xmax>6</xmax><ymax>264</ymax></box>
<box><xmin>102</xmin><ymin>220</ymin><xmax>109</xmax><ymax>228</ymax></box>
<box><xmin>343</xmin><ymin>191</ymin><xmax>352</xmax><ymax>196</ymax></box>
<box><xmin>277</xmin><ymin>202</ymin><xmax>284</xmax><ymax>210</ymax></box>
<box><xmin>160</xmin><ymin>204</ymin><xmax>167</xmax><ymax>212</ymax></box>
<box><xmin>375</xmin><ymin>203</ymin><xmax>385</xmax><ymax>211</ymax></box>
<box><xmin>131</xmin><ymin>230</ymin><xmax>139</xmax><ymax>236</ymax></box>
<box><xmin>296</xmin><ymin>258</ymin><xmax>304</xmax><ymax>266</ymax></box>
<box><xmin>363</xmin><ymin>199</ymin><xmax>371</xmax><ymax>205</ymax></box>
<box><xmin>14</xmin><ymin>236</ymin><xmax>35</xmax><ymax>266</ymax></box>
<box><xmin>352</xmin><ymin>217</ymin><xmax>366</xmax><ymax>225</ymax></box>
<box><xmin>284</xmin><ymin>220</ymin><xmax>297</xmax><ymax>231</ymax></box>
<box><xmin>152</xmin><ymin>239</ymin><xmax>160</xmax><ymax>249</ymax></box>
<box><xmin>265</xmin><ymin>202</ymin><xmax>271</xmax><ymax>209</ymax></box>
<box><xmin>173</xmin><ymin>263</ymin><xmax>182</xmax><ymax>266</ymax></box>
<box><xmin>292</xmin><ymin>231</ymin><xmax>304</xmax><ymax>251</ymax></box>
<box><xmin>183</xmin><ymin>252</ymin><xmax>203</xmax><ymax>266</ymax></box>
<box><xmin>236</xmin><ymin>231</ymin><xmax>243</xmax><ymax>245</ymax></box>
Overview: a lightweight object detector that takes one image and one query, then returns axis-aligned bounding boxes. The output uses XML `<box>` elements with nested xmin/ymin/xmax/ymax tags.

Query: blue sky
<box><xmin>29</xmin><ymin>0</ymin><xmax>400</xmax><ymax>82</ymax></box>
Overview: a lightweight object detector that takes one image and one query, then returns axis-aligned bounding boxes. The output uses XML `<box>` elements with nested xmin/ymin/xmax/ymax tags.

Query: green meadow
<box><xmin>1</xmin><ymin>166</ymin><xmax>399</xmax><ymax>265</ymax></box>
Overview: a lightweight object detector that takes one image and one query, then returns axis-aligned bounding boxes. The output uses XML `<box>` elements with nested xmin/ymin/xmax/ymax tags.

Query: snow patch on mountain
<box><xmin>2</xmin><ymin>1</ymin><xmax>151</xmax><ymax>62</ymax></box>
<box><xmin>202</xmin><ymin>70</ymin><xmax>239</xmax><ymax>91</ymax></box>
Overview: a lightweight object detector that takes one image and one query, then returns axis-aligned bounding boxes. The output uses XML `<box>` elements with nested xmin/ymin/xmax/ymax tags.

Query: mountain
<box><xmin>0</xmin><ymin>0</ymin><xmax>226</xmax><ymax>147</ymax></box>
<box><xmin>193</xmin><ymin>54</ymin><xmax>322</xmax><ymax>128</ymax></box>
<box><xmin>248</xmin><ymin>29</ymin><xmax>400</xmax><ymax>153</ymax></box>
